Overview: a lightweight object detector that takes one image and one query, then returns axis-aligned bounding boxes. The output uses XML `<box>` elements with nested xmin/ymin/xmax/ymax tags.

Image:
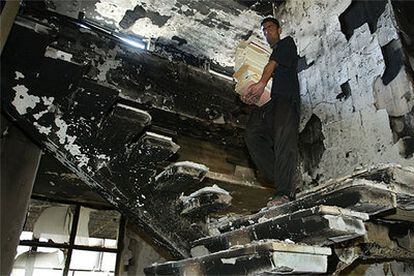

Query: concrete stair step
<box><xmin>154</xmin><ymin>161</ymin><xmax>209</xmax><ymax>193</ymax></box>
<box><xmin>144</xmin><ymin>240</ymin><xmax>332</xmax><ymax>275</ymax></box>
<box><xmin>216</xmin><ymin>165</ymin><xmax>414</xmax><ymax>233</ymax></box>
<box><xmin>192</xmin><ymin>205</ymin><xmax>368</xmax><ymax>255</ymax></box>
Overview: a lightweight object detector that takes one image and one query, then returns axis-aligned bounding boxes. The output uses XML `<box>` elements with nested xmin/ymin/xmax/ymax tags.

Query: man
<box><xmin>241</xmin><ymin>17</ymin><xmax>300</xmax><ymax>205</ymax></box>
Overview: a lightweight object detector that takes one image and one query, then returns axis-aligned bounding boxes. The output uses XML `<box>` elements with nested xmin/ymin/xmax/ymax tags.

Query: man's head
<box><xmin>261</xmin><ymin>17</ymin><xmax>281</xmax><ymax>47</ymax></box>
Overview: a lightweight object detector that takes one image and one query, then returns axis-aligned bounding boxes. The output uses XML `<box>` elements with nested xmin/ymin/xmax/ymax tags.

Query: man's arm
<box><xmin>241</xmin><ymin>60</ymin><xmax>277</xmax><ymax>105</ymax></box>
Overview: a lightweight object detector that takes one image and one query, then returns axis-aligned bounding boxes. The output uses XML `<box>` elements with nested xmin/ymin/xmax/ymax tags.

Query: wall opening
<box><xmin>339</xmin><ymin>0</ymin><xmax>387</xmax><ymax>40</ymax></box>
<box><xmin>299</xmin><ymin>114</ymin><xmax>325</xmax><ymax>177</ymax></box>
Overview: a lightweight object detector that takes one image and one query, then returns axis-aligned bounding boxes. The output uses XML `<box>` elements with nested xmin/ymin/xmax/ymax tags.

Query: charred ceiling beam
<box><xmin>21</xmin><ymin>0</ymin><xmax>261</xmax><ymax>75</ymax></box>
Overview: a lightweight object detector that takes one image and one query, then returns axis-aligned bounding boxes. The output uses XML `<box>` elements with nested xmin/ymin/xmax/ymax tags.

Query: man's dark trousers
<box><xmin>245</xmin><ymin>96</ymin><xmax>299</xmax><ymax>198</ymax></box>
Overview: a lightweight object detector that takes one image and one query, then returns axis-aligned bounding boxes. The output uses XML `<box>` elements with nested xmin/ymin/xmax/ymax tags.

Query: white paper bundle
<box><xmin>234</xmin><ymin>39</ymin><xmax>272</xmax><ymax>106</ymax></box>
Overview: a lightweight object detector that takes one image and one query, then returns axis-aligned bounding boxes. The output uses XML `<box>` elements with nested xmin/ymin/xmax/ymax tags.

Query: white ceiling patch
<box><xmin>34</xmin><ymin>122</ymin><xmax>52</xmax><ymax>135</ymax></box>
<box><xmin>44</xmin><ymin>46</ymin><xmax>77</xmax><ymax>63</ymax></box>
<box><xmin>54</xmin><ymin>117</ymin><xmax>90</xmax><ymax>168</ymax></box>
<box><xmin>15</xmin><ymin>71</ymin><xmax>25</xmax><ymax>80</ymax></box>
<box><xmin>12</xmin><ymin>85</ymin><xmax>40</xmax><ymax>115</ymax></box>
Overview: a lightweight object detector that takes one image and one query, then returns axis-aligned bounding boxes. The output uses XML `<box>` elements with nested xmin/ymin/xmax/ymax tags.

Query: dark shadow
<box><xmin>299</xmin><ymin>114</ymin><xmax>325</xmax><ymax>177</ymax></box>
<box><xmin>381</xmin><ymin>39</ymin><xmax>404</xmax><ymax>85</ymax></box>
<box><xmin>339</xmin><ymin>0</ymin><xmax>387</xmax><ymax>40</ymax></box>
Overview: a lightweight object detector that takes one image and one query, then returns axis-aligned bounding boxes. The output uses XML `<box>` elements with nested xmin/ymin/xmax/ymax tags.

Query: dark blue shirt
<box><xmin>269</xmin><ymin>36</ymin><xmax>300</xmax><ymax>105</ymax></box>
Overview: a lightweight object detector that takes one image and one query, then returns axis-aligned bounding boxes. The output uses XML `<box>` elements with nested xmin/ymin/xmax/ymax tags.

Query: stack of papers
<box><xmin>233</xmin><ymin>39</ymin><xmax>272</xmax><ymax>106</ymax></box>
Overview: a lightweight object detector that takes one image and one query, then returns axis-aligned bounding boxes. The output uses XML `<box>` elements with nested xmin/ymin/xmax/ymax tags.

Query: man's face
<box><xmin>262</xmin><ymin>21</ymin><xmax>281</xmax><ymax>47</ymax></box>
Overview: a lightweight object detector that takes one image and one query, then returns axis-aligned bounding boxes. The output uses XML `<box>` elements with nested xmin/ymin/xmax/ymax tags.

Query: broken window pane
<box><xmin>16</xmin><ymin>200</ymin><xmax>120</xmax><ymax>275</ymax></box>
<box><xmin>11</xmin><ymin>246</ymin><xmax>65</xmax><ymax>276</ymax></box>
<box><xmin>24</xmin><ymin>199</ymin><xmax>74</xmax><ymax>244</ymax></box>
<box><xmin>69</xmin><ymin>250</ymin><xmax>116</xmax><ymax>274</ymax></box>
<box><xmin>20</xmin><ymin>231</ymin><xmax>33</xmax><ymax>240</ymax></box>
<box><xmin>74</xmin><ymin>207</ymin><xmax>121</xmax><ymax>249</ymax></box>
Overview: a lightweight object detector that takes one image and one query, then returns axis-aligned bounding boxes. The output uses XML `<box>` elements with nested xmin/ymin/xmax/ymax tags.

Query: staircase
<box><xmin>1</xmin><ymin>11</ymin><xmax>272</xmax><ymax>258</ymax></box>
<box><xmin>145</xmin><ymin>165</ymin><xmax>414</xmax><ymax>275</ymax></box>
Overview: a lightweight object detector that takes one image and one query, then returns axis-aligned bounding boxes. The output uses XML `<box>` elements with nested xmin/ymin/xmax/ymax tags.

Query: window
<box><xmin>12</xmin><ymin>198</ymin><xmax>123</xmax><ymax>276</ymax></box>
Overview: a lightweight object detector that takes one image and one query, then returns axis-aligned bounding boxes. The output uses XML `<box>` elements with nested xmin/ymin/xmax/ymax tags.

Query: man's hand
<box><xmin>241</xmin><ymin>82</ymin><xmax>266</xmax><ymax>105</ymax></box>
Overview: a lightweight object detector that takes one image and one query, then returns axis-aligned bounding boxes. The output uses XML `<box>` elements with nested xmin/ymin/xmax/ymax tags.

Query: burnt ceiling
<box><xmin>0</xmin><ymin>0</ymin><xmax>301</xmax><ymax>258</ymax></box>
<box><xmin>25</xmin><ymin>0</ymin><xmax>285</xmax><ymax>72</ymax></box>
<box><xmin>1</xmin><ymin>1</ymin><xmax>275</xmax><ymax>255</ymax></box>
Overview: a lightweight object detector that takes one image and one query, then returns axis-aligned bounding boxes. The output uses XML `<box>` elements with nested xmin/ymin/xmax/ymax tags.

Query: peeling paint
<box><xmin>221</xmin><ymin>257</ymin><xmax>237</xmax><ymax>265</ymax></box>
<box><xmin>12</xmin><ymin>85</ymin><xmax>40</xmax><ymax>115</ymax></box>
<box><xmin>96</xmin><ymin>56</ymin><xmax>122</xmax><ymax>82</ymax></box>
<box><xmin>54</xmin><ymin>117</ymin><xmax>90</xmax><ymax>168</ymax></box>
<box><xmin>33</xmin><ymin>96</ymin><xmax>55</xmax><ymax>120</ymax></box>
<box><xmin>15</xmin><ymin>71</ymin><xmax>24</xmax><ymax>80</ymax></box>
<box><xmin>34</xmin><ymin>122</ymin><xmax>52</xmax><ymax>135</ymax></box>
<box><xmin>44</xmin><ymin>46</ymin><xmax>76</xmax><ymax>63</ymax></box>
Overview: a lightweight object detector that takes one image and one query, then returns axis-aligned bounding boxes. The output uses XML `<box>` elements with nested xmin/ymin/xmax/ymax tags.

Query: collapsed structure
<box><xmin>1</xmin><ymin>0</ymin><xmax>413</xmax><ymax>275</ymax></box>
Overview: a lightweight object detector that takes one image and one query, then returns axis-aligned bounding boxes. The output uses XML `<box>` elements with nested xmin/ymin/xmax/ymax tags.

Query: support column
<box><xmin>1</xmin><ymin>118</ymin><xmax>42</xmax><ymax>276</ymax></box>
<box><xmin>0</xmin><ymin>0</ymin><xmax>21</xmax><ymax>54</ymax></box>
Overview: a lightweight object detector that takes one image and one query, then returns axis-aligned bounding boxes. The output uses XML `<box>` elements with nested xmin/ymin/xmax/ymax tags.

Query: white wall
<box><xmin>275</xmin><ymin>0</ymin><xmax>414</xmax><ymax>184</ymax></box>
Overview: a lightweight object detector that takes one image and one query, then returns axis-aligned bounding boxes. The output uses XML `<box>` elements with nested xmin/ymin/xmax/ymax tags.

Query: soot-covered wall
<box><xmin>275</xmin><ymin>0</ymin><xmax>414</xmax><ymax>186</ymax></box>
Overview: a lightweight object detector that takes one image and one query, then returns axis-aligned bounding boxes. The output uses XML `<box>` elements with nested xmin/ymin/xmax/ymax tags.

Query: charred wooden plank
<box><xmin>154</xmin><ymin>161</ymin><xmax>208</xmax><ymax>193</ymax></box>
<box><xmin>144</xmin><ymin>240</ymin><xmax>331</xmax><ymax>275</ymax></box>
<box><xmin>193</xmin><ymin>206</ymin><xmax>368</xmax><ymax>254</ymax></box>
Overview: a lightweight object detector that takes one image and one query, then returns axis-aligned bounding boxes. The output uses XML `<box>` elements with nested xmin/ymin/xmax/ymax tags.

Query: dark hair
<box><xmin>261</xmin><ymin>17</ymin><xmax>280</xmax><ymax>28</ymax></box>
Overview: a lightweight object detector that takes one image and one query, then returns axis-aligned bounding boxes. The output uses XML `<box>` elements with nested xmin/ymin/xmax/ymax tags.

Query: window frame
<box><xmin>17</xmin><ymin>195</ymin><xmax>125</xmax><ymax>276</ymax></box>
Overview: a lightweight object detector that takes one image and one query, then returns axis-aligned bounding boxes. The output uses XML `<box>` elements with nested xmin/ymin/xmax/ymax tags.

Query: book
<box><xmin>234</xmin><ymin>40</ymin><xmax>272</xmax><ymax>106</ymax></box>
